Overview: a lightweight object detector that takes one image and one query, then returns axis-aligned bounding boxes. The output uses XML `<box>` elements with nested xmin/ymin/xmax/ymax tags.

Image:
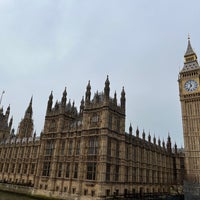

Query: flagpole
<box><xmin>0</xmin><ymin>91</ymin><xmax>5</xmax><ymax>106</ymax></box>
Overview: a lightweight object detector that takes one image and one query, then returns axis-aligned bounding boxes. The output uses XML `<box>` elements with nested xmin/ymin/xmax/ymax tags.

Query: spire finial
<box><xmin>188</xmin><ymin>33</ymin><xmax>190</xmax><ymax>40</ymax></box>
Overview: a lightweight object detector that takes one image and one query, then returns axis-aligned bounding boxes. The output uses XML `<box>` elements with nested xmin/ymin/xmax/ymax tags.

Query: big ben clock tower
<box><xmin>179</xmin><ymin>37</ymin><xmax>200</xmax><ymax>197</ymax></box>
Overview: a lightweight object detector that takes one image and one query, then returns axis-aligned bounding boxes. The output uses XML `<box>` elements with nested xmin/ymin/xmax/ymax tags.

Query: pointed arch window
<box><xmin>88</xmin><ymin>137</ymin><xmax>98</xmax><ymax>155</ymax></box>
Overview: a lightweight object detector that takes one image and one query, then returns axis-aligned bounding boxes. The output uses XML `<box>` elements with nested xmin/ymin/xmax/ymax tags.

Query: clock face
<box><xmin>184</xmin><ymin>80</ymin><xmax>198</xmax><ymax>92</ymax></box>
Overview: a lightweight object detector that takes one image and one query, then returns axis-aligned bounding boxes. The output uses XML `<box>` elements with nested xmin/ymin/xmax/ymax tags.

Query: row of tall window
<box><xmin>0</xmin><ymin>162</ymin><xmax>36</xmax><ymax>175</ymax></box>
<box><xmin>44</xmin><ymin>137</ymin><xmax>98</xmax><ymax>158</ymax></box>
<box><xmin>0</xmin><ymin>146</ymin><xmax>38</xmax><ymax>159</ymax></box>
<box><xmin>105</xmin><ymin>164</ymin><xmax>171</xmax><ymax>184</ymax></box>
<box><xmin>107</xmin><ymin>138</ymin><xmax>169</xmax><ymax>167</ymax></box>
<box><xmin>42</xmin><ymin>137</ymin><xmax>98</xmax><ymax>179</ymax></box>
<box><xmin>42</xmin><ymin>162</ymin><xmax>96</xmax><ymax>181</ymax></box>
<box><xmin>126</xmin><ymin>145</ymin><xmax>170</xmax><ymax>167</ymax></box>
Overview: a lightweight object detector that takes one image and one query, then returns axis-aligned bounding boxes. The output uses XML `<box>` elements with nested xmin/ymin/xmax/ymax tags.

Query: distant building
<box><xmin>0</xmin><ymin>77</ymin><xmax>183</xmax><ymax>199</ymax></box>
<box><xmin>178</xmin><ymin>37</ymin><xmax>200</xmax><ymax>199</ymax></box>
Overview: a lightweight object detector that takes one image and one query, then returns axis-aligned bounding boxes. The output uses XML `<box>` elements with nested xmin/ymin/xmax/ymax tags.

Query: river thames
<box><xmin>0</xmin><ymin>190</ymin><xmax>40</xmax><ymax>200</ymax></box>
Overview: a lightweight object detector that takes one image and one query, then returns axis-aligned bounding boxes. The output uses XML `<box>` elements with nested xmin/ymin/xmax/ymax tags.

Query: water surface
<box><xmin>0</xmin><ymin>190</ymin><xmax>39</xmax><ymax>200</ymax></box>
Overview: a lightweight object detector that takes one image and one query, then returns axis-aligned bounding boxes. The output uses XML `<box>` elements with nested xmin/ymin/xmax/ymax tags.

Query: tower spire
<box><xmin>47</xmin><ymin>91</ymin><xmax>53</xmax><ymax>113</ymax></box>
<box><xmin>184</xmin><ymin>36</ymin><xmax>196</xmax><ymax>57</ymax></box>
<box><xmin>181</xmin><ymin>36</ymin><xmax>199</xmax><ymax>72</ymax></box>
<box><xmin>25</xmin><ymin>97</ymin><xmax>33</xmax><ymax>119</ymax></box>
<box><xmin>17</xmin><ymin>97</ymin><xmax>34</xmax><ymax>138</ymax></box>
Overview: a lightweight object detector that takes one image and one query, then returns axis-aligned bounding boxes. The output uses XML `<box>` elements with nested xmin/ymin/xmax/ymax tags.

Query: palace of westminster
<box><xmin>0</xmin><ymin>38</ymin><xmax>200</xmax><ymax>199</ymax></box>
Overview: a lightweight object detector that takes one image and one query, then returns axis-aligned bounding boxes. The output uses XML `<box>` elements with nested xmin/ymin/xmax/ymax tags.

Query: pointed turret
<box><xmin>162</xmin><ymin>140</ymin><xmax>165</xmax><ymax>149</ymax></box>
<box><xmin>158</xmin><ymin>138</ymin><xmax>161</xmax><ymax>146</ymax></box>
<box><xmin>104</xmin><ymin>75</ymin><xmax>110</xmax><ymax>102</ymax></box>
<box><xmin>113</xmin><ymin>91</ymin><xmax>117</xmax><ymax>105</ymax></box>
<box><xmin>181</xmin><ymin>36</ymin><xmax>200</xmax><ymax>72</ymax></box>
<box><xmin>129</xmin><ymin>123</ymin><xmax>132</xmax><ymax>135</ymax></box>
<box><xmin>136</xmin><ymin>127</ymin><xmax>139</xmax><ymax>137</ymax></box>
<box><xmin>167</xmin><ymin>134</ymin><xmax>172</xmax><ymax>153</ymax></box>
<box><xmin>148</xmin><ymin>133</ymin><xmax>151</xmax><ymax>143</ymax></box>
<box><xmin>0</xmin><ymin>107</ymin><xmax>3</xmax><ymax>115</ymax></box>
<box><xmin>80</xmin><ymin>97</ymin><xmax>84</xmax><ymax>114</ymax></box>
<box><xmin>120</xmin><ymin>87</ymin><xmax>126</xmax><ymax>113</ymax></box>
<box><xmin>85</xmin><ymin>81</ymin><xmax>91</xmax><ymax>104</ymax></box>
<box><xmin>4</xmin><ymin>105</ymin><xmax>10</xmax><ymax>124</ymax></box>
<box><xmin>25</xmin><ymin>97</ymin><xmax>33</xmax><ymax>119</ymax></box>
<box><xmin>9</xmin><ymin>116</ymin><xmax>13</xmax><ymax>129</ymax></box>
<box><xmin>5</xmin><ymin>105</ymin><xmax>10</xmax><ymax>119</ymax></box>
<box><xmin>47</xmin><ymin>91</ymin><xmax>53</xmax><ymax>113</ymax></box>
<box><xmin>17</xmin><ymin>97</ymin><xmax>34</xmax><ymax>138</ymax></box>
<box><xmin>61</xmin><ymin>87</ymin><xmax>67</xmax><ymax>108</ymax></box>
<box><xmin>55</xmin><ymin>100</ymin><xmax>59</xmax><ymax>111</ymax></box>
<box><xmin>142</xmin><ymin>130</ymin><xmax>145</xmax><ymax>140</ymax></box>
<box><xmin>153</xmin><ymin>135</ymin><xmax>156</xmax><ymax>144</ymax></box>
<box><xmin>174</xmin><ymin>143</ymin><xmax>177</xmax><ymax>154</ymax></box>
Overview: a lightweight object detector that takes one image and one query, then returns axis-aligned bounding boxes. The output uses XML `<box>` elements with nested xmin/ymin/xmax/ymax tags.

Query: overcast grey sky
<box><xmin>1</xmin><ymin>0</ymin><xmax>200</xmax><ymax>147</ymax></box>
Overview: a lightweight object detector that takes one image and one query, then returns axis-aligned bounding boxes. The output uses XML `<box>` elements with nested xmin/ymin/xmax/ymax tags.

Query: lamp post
<box><xmin>0</xmin><ymin>91</ymin><xmax>5</xmax><ymax>106</ymax></box>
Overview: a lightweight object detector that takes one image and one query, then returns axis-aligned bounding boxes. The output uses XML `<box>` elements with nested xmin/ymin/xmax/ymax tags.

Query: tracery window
<box><xmin>4</xmin><ymin>163</ymin><xmax>9</xmax><ymax>173</ymax></box>
<box><xmin>87</xmin><ymin>162</ymin><xmax>96</xmax><ymax>180</ymax></box>
<box><xmin>15</xmin><ymin>148</ymin><xmax>18</xmax><ymax>158</ymax></box>
<box><xmin>65</xmin><ymin>163</ymin><xmax>70</xmax><ymax>178</ymax></box>
<box><xmin>88</xmin><ymin>137</ymin><xmax>98</xmax><ymax>155</ymax></box>
<box><xmin>17</xmin><ymin>164</ymin><xmax>21</xmax><ymax>174</ymax></box>
<box><xmin>23</xmin><ymin>164</ymin><xmax>28</xmax><ymax>174</ymax></box>
<box><xmin>45</xmin><ymin>140</ymin><xmax>54</xmax><ymax>156</ymax></box>
<box><xmin>57</xmin><ymin>163</ymin><xmax>62</xmax><ymax>177</ymax></box>
<box><xmin>116</xmin><ymin>142</ymin><xmax>119</xmax><ymax>158</ymax></box>
<box><xmin>61</xmin><ymin>140</ymin><xmax>65</xmax><ymax>155</ymax></box>
<box><xmin>108</xmin><ymin>115</ymin><xmax>112</xmax><ymax>129</ymax></box>
<box><xmin>31</xmin><ymin>163</ymin><xmax>35</xmax><ymax>174</ymax></box>
<box><xmin>42</xmin><ymin>140</ymin><xmax>54</xmax><ymax>177</ymax></box>
<box><xmin>11</xmin><ymin>163</ymin><xmax>15</xmax><ymax>173</ymax></box>
<box><xmin>115</xmin><ymin>165</ymin><xmax>119</xmax><ymax>181</ymax></box>
<box><xmin>42</xmin><ymin>162</ymin><xmax>50</xmax><ymax>177</ymax></box>
<box><xmin>68</xmin><ymin>140</ymin><xmax>73</xmax><ymax>155</ymax></box>
<box><xmin>132</xmin><ymin>167</ymin><xmax>136</xmax><ymax>183</ymax></box>
<box><xmin>33</xmin><ymin>146</ymin><xmax>38</xmax><ymax>157</ymax></box>
<box><xmin>125</xmin><ymin>166</ymin><xmax>128</xmax><ymax>182</ymax></box>
<box><xmin>106</xmin><ymin>163</ymin><xmax>110</xmax><ymax>181</ymax></box>
<box><xmin>116</xmin><ymin>118</ymin><xmax>120</xmax><ymax>132</ymax></box>
<box><xmin>49</xmin><ymin>120</ymin><xmax>57</xmax><ymax>132</ymax></box>
<box><xmin>76</xmin><ymin>139</ymin><xmax>80</xmax><ymax>155</ymax></box>
<box><xmin>107</xmin><ymin>137</ymin><xmax>111</xmax><ymax>156</ymax></box>
<box><xmin>74</xmin><ymin>163</ymin><xmax>78</xmax><ymax>178</ymax></box>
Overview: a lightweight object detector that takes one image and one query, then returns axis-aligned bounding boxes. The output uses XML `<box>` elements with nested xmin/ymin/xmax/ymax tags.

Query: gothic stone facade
<box><xmin>0</xmin><ymin>77</ymin><xmax>183</xmax><ymax>199</ymax></box>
